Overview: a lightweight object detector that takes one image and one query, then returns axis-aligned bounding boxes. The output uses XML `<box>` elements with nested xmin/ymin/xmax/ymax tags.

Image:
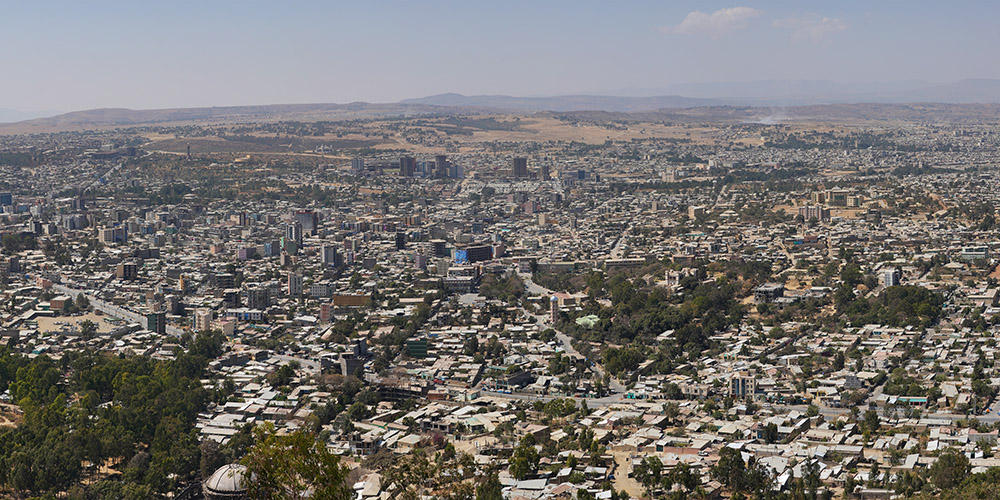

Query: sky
<box><xmin>1</xmin><ymin>0</ymin><xmax>998</xmax><ymax>113</ymax></box>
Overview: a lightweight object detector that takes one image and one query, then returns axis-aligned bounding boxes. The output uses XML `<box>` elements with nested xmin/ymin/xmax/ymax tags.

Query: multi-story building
<box><xmin>319</xmin><ymin>302</ymin><xmax>333</xmax><ymax>323</ymax></box>
<box><xmin>284</xmin><ymin>222</ymin><xmax>303</xmax><ymax>248</ymax></box>
<box><xmin>729</xmin><ymin>371</ymin><xmax>757</xmax><ymax>398</ymax></box>
<box><xmin>399</xmin><ymin>156</ymin><xmax>416</xmax><ymax>177</ymax></box>
<box><xmin>798</xmin><ymin>205</ymin><xmax>831</xmax><ymax>222</ymax></box>
<box><xmin>287</xmin><ymin>273</ymin><xmax>303</xmax><ymax>297</ymax></box>
<box><xmin>244</xmin><ymin>287</ymin><xmax>270</xmax><ymax>310</ymax></box>
<box><xmin>145</xmin><ymin>311</ymin><xmax>166</xmax><ymax>335</ymax></box>
<box><xmin>465</xmin><ymin>245</ymin><xmax>492</xmax><ymax>263</ymax></box>
<box><xmin>193</xmin><ymin>308</ymin><xmax>214</xmax><ymax>332</ymax></box>
<box><xmin>294</xmin><ymin>210</ymin><xmax>319</xmax><ymax>235</ymax></box>
<box><xmin>753</xmin><ymin>283</ymin><xmax>785</xmax><ymax>303</ymax></box>
<box><xmin>351</xmin><ymin>158</ymin><xmax>365</xmax><ymax>175</ymax></box>
<box><xmin>435</xmin><ymin>155</ymin><xmax>449</xmax><ymax>178</ymax></box>
<box><xmin>882</xmin><ymin>268</ymin><xmax>901</xmax><ymax>287</ymax></box>
<box><xmin>116</xmin><ymin>262</ymin><xmax>138</xmax><ymax>280</ymax></box>
<box><xmin>321</xmin><ymin>245</ymin><xmax>341</xmax><ymax>267</ymax></box>
<box><xmin>512</xmin><ymin>157</ymin><xmax>528</xmax><ymax>178</ymax></box>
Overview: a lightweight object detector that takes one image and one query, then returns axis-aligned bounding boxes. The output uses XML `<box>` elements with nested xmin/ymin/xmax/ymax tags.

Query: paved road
<box><xmin>524</xmin><ymin>278</ymin><xmax>552</xmax><ymax>296</ymax></box>
<box><xmin>521</xmin><ymin>274</ymin><xmax>628</xmax><ymax>395</ymax></box>
<box><xmin>48</xmin><ymin>280</ymin><xmax>186</xmax><ymax>336</ymax></box>
<box><xmin>609</xmin><ymin>226</ymin><xmax>632</xmax><ymax>259</ymax></box>
<box><xmin>552</xmin><ymin>329</ymin><xmax>627</xmax><ymax>394</ymax></box>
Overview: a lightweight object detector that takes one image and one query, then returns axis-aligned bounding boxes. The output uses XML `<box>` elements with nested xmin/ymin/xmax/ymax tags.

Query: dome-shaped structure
<box><xmin>203</xmin><ymin>464</ymin><xmax>252</xmax><ymax>500</ymax></box>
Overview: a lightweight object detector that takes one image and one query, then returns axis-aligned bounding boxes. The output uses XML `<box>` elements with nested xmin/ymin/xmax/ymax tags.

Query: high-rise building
<box><xmin>244</xmin><ymin>287</ymin><xmax>270</xmax><ymax>310</ymax></box>
<box><xmin>540</xmin><ymin>163</ymin><xmax>550</xmax><ymax>181</ymax></box>
<box><xmin>512</xmin><ymin>157</ymin><xmax>528</xmax><ymax>178</ymax></box>
<box><xmin>294</xmin><ymin>210</ymin><xmax>319</xmax><ymax>235</ymax></box>
<box><xmin>883</xmin><ymin>268</ymin><xmax>901</xmax><ymax>287</ymax></box>
<box><xmin>798</xmin><ymin>205</ymin><xmax>830</xmax><ymax>222</ymax></box>
<box><xmin>399</xmin><ymin>156</ymin><xmax>416</xmax><ymax>177</ymax></box>
<box><xmin>728</xmin><ymin>371</ymin><xmax>757</xmax><ymax>397</ymax></box>
<box><xmin>351</xmin><ymin>158</ymin><xmax>365</xmax><ymax>175</ymax></box>
<box><xmin>222</xmin><ymin>289</ymin><xmax>240</xmax><ymax>308</ymax></box>
<box><xmin>214</xmin><ymin>273</ymin><xmax>235</xmax><ymax>289</ymax></box>
<box><xmin>321</xmin><ymin>245</ymin><xmax>340</xmax><ymax>267</ymax></box>
<box><xmin>145</xmin><ymin>311</ymin><xmax>166</xmax><ymax>335</ymax></box>
<box><xmin>287</xmin><ymin>273</ymin><xmax>303</xmax><ymax>297</ymax></box>
<box><xmin>395</xmin><ymin>232</ymin><xmax>406</xmax><ymax>250</ymax></box>
<box><xmin>435</xmin><ymin>155</ymin><xmax>449</xmax><ymax>178</ymax></box>
<box><xmin>101</xmin><ymin>227</ymin><xmax>126</xmax><ymax>244</ymax></box>
<box><xmin>284</xmin><ymin>222</ymin><xmax>303</xmax><ymax>247</ymax></box>
<box><xmin>431</xmin><ymin>239</ymin><xmax>448</xmax><ymax>257</ymax></box>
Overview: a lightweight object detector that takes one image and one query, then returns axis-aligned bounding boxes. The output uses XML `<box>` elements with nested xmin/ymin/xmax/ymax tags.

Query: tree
<box><xmin>712</xmin><ymin>447</ymin><xmax>746</xmax><ymax>491</ymax></box>
<box><xmin>633</xmin><ymin>456</ymin><xmax>665</xmax><ymax>494</ymax></box>
<box><xmin>833</xmin><ymin>351</ymin><xmax>845</xmax><ymax>371</ymax></box>
<box><xmin>79</xmin><ymin>320</ymin><xmax>98</xmax><ymax>339</ymax></box>
<box><xmin>807</xmin><ymin>404</ymin><xmax>820</xmax><ymax>417</ymax></box>
<box><xmin>200</xmin><ymin>440</ymin><xmax>226</xmax><ymax>480</ymax></box>
<box><xmin>663</xmin><ymin>402</ymin><xmax>680</xmax><ymax>424</ymax></box>
<box><xmin>762</xmin><ymin>423</ymin><xmax>779</xmax><ymax>444</ymax></box>
<box><xmin>929</xmin><ymin>448</ymin><xmax>970</xmax><ymax>491</ymax></box>
<box><xmin>864</xmin><ymin>410</ymin><xmax>880</xmax><ymax>434</ymax></box>
<box><xmin>267</xmin><ymin>364</ymin><xmax>296</xmax><ymax>388</ymax></box>
<box><xmin>476</xmin><ymin>473</ymin><xmax>503</xmax><ymax>500</ymax></box>
<box><xmin>711</xmin><ymin>446</ymin><xmax>773</xmax><ymax>496</ymax></box>
<box><xmin>803</xmin><ymin>459</ymin><xmax>821</xmax><ymax>500</ymax></box>
<box><xmin>242</xmin><ymin>423</ymin><xmax>352</xmax><ymax>500</ymax></box>
<box><xmin>509</xmin><ymin>437</ymin><xmax>540</xmax><ymax>480</ymax></box>
<box><xmin>75</xmin><ymin>293</ymin><xmax>90</xmax><ymax>311</ymax></box>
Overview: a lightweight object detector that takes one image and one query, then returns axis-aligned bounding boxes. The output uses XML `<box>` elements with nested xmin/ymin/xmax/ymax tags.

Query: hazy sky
<box><xmin>2</xmin><ymin>0</ymin><xmax>998</xmax><ymax>112</ymax></box>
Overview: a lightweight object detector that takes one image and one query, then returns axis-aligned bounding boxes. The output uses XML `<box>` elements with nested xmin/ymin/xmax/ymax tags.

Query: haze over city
<box><xmin>3</xmin><ymin>0</ymin><xmax>1000</xmax><ymax>116</ymax></box>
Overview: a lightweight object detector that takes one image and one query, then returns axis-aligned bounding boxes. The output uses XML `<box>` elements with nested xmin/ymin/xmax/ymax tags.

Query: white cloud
<box><xmin>773</xmin><ymin>15</ymin><xmax>848</xmax><ymax>44</ymax></box>
<box><xmin>661</xmin><ymin>7</ymin><xmax>763</xmax><ymax>38</ymax></box>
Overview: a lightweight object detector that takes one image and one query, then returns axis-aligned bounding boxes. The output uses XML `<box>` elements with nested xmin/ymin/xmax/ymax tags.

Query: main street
<box><xmin>521</xmin><ymin>273</ymin><xmax>628</xmax><ymax>395</ymax></box>
<box><xmin>42</xmin><ymin>278</ymin><xmax>186</xmax><ymax>336</ymax></box>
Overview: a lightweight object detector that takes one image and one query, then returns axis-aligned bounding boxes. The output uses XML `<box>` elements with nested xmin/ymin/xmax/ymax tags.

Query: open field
<box><xmin>35</xmin><ymin>312</ymin><xmax>118</xmax><ymax>335</ymax></box>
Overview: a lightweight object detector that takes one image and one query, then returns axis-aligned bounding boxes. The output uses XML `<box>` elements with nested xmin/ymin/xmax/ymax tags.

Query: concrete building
<box><xmin>798</xmin><ymin>205</ymin><xmax>831</xmax><ymax>222</ymax></box>
<box><xmin>512</xmin><ymin>157</ymin><xmax>528</xmax><ymax>178</ymax></box>
<box><xmin>287</xmin><ymin>273</ymin><xmax>303</xmax><ymax>297</ymax></box>
<box><xmin>882</xmin><ymin>268</ymin><xmax>901</xmax><ymax>287</ymax></box>
<box><xmin>399</xmin><ymin>155</ymin><xmax>416</xmax><ymax>177</ymax></box>
<box><xmin>753</xmin><ymin>283</ymin><xmax>785</xmax><ymax>304</ymax></box>
<box><xmin>116</xmin><ymin>262</ymin><xmax>138</xmax><ymax>280</ymax></box>
<box><xmin>194</xmin><ymin>308</ymin><xmax>214</xmax><ymax>332</ymax></box>
<box><xmin>729</xmin><ymin>371</ymin><xmax>757</xmax><ymax>398</ymax></box>
<box><xmin>435</xmin><ymin>155</ymin><xmax>449</xmax><ymax>178</ymax></box>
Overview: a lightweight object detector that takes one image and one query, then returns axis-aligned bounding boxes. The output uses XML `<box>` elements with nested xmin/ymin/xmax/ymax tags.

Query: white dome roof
<box><xmin>204</xmin><ymin>464</ymin><xmax>251</xmax><ymax>496</ymax></box>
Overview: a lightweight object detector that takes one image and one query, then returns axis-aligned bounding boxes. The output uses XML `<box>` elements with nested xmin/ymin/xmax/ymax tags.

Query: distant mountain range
<box><xmin>405</xmin><ymin>79</ymin><xmax>1000</xmax><ymax>111</ymax></box>
<box><xmin>0</xmin><ymin>102</ymin><xmax>449</xmax><ymax>131</ymax></box>
<box><xmin>399</xmin><ymin>93</ymin><xmax>723</xmax><ymax>112</ymax></box>
<box><xmin>5</xmin><ymin>78</ymin><xmax>1000</xmax><ymax>130</ymax></box>
<box><xmin>9</xmin><ymin>102</ymin><xmax>442</xmax><ymax>126</ymax></box>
